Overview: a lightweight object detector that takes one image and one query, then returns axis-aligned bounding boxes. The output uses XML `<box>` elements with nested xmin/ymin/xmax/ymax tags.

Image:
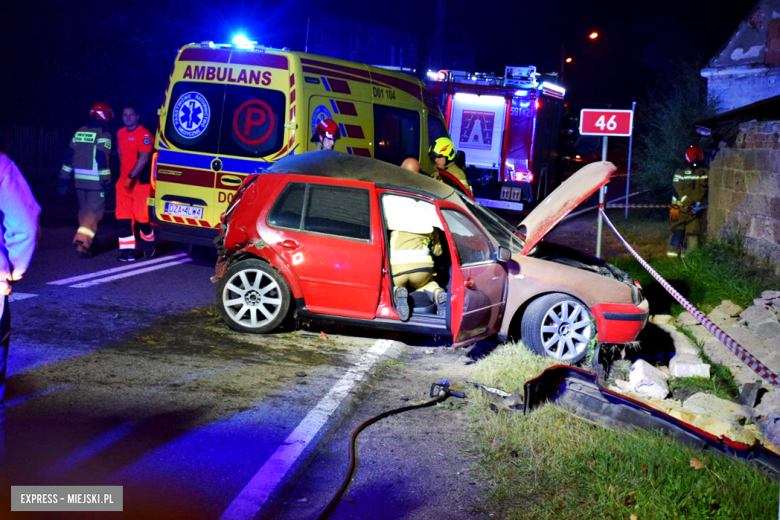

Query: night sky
<box><xmin>0</xmin><ymin>0</ymin><xmax>757</xmax><ymax>129</ymax></box>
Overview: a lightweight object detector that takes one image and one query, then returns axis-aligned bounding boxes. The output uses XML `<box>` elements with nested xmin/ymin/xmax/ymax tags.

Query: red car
<box><xmin>213</xmin><ymin>152</ymin><xmax>648</xmax><ymax>363</ymax></box>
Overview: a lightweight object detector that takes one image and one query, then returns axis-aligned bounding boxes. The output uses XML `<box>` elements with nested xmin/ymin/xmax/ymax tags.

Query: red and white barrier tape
<box><xmin>599</xmin><ymin>208</ymin><xmax>780</xmax><ymax>389</ymax></box>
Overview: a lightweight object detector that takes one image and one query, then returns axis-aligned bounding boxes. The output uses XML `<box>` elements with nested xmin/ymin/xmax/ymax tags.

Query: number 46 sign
<box><xmin>579</xmin><ymin>108</ymin><xmax>634</xmax><ymax>137</ymax></box>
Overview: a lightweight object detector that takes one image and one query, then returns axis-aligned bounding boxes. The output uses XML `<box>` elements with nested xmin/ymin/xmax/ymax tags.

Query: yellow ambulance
<box><xmin>151</xmin><ymin>41</ymin><xmax>450</xmax><ymax>246</ymax></box>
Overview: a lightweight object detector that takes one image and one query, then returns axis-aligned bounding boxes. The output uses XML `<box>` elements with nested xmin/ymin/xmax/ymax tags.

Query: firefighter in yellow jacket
<box><xmin>58</xmin><ymin>102</ymin><xmax>114</xmax><ymax>257</ymax></box>
<box><xmin>667</xmin><ymin>145</ymin><xmax>708</xmax><ymax>258</ymax></box>
<box><xmin>383</xmin><ymin>194</ymin><xmax>447</xmax><ymax>321</ymax></box>
<box><xmin>429</xmin><ymin>137</ymin><xmax>472</xmax><ymax>194</ymax></box>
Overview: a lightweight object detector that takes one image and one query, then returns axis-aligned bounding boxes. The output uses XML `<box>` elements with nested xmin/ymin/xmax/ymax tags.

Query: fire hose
<box><xmin>316</xmin><ymin>380</ymin><xmax>465</xmax><ymax>520</ymax></box>
<box><xmin>599</xmin><ymin>208</ymin><xmax>780</xmax><ymax>389</ymax></box>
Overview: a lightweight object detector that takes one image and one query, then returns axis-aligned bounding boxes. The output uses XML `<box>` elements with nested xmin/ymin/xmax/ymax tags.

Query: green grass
<box><xmin>469</xmin><ymin>342</ymin><xmax>777</xmax><ymax>519</ymax></box>
<box><xmin>609</xmin><ymin>237</ymin><xmax>780</xmax><ymax>317</ymax></box>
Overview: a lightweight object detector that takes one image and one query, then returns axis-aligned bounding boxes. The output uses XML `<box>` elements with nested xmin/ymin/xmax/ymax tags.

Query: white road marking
<box><xmin>220</xmin><ymin>338</ymin><xmax>395</xmax><ymax>520</ymax></box>
<box><xmin>8</xmin><ymin>292</ymin><xmax>38</xmax><ymax>302</ymax></box>
<box><xmin>69</xmin><ymin>258</ymin><xmax>193</xmax><ymax>288</ymax></box>
<box><xmin>47</xmin><ymin>253</ymin><xmax>189</xmax><ymax>286</ymax></box>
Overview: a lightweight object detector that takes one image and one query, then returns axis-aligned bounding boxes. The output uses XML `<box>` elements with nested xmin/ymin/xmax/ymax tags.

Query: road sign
<box><xmin>579</xmin><ymin>109</ymin><xmax>634</xmax><ymax>136</ymax></box>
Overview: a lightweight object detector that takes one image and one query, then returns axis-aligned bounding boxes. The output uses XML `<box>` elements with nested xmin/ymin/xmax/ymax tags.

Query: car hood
<box><xmin>518</xmin><ymin>161</ymin><xmax>616</xmax><ymax>255</ymax></box>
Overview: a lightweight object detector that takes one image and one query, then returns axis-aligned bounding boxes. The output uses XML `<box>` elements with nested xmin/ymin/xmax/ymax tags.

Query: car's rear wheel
<box><xmin>217</xmin><ymin>258</ymin><xmax>291</xmax><ymax>334</ymax></box>
<box><xmin>521</xmin><ymin>293</ymin><xmax>594</xmax><ymax>363</ymax></box>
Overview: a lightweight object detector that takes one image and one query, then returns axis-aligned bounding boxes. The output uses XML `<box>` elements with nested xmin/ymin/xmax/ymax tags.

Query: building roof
<box><xmin>696</xmin><ymin>94</ymin><xmax>780</xmax><ymax>145</ymax></box>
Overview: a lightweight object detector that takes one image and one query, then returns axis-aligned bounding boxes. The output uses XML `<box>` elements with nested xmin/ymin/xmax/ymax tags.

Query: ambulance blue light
<box><xmin>232</xmin><ymin>34</ymin><xmax>257</xmax><ymax>49</ymax></box>
<box><xmin>515</xmin><ymin>90</ymin><xmax>529</xmax><ymax>97</ymax></box>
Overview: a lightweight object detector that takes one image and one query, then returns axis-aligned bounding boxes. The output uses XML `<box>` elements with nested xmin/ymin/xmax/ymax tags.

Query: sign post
<box><xmin>579</xmin><ymin>108</ymin><xmax>634</xmax><ymax>257</ymax></box>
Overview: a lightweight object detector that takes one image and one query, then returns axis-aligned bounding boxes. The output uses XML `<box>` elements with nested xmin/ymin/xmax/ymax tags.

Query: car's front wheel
<box><xmin>521</xmin><ymin>293</ymin><xmax>595</xmax><ymax>363</ymax></box>
<box><xmin>217</xmin><ymin>258</ymin><xmax>291</xmax><ymax>334</ymax></box>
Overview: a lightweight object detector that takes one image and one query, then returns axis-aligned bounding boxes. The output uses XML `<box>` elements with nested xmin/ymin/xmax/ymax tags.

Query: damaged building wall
<box><xmin>702</xmin><ymin>0</ymin><xmax>780</xmax><ymax>112</ymax></box>
<box><xmin>707</xmin><ymin>121</ymin><xmax>780</xmax><ymax>270</ymax></box>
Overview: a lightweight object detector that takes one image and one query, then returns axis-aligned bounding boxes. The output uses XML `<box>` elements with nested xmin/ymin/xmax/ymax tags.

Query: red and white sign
<box><xmin>459</xmin><ymin>110</ymin><xmax>496</xmax><ymax>150</ymax></box>
<box><xmin>579</xmin><ymin>109</ymin><xmax>634</xmax><ymax>137</ymax></box>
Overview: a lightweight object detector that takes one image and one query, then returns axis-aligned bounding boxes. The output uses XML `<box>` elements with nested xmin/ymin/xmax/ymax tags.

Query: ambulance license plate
<box><xmin>165</xmin><ymin>202</ymin><xmax>203</xmax><ymax>219</ymax></box>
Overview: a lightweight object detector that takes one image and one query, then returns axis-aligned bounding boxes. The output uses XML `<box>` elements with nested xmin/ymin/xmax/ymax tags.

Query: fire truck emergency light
<box><xmin>540</xmin><ymin>82</ymin><xmax>566</xmax><ymax>95</ymax></box>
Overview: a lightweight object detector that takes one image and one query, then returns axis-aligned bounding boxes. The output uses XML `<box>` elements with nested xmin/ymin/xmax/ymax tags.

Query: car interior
<box><xmin>380</xmin><ymin>193</ymin><xmax>452</xmax><ymax>322</ymax></box>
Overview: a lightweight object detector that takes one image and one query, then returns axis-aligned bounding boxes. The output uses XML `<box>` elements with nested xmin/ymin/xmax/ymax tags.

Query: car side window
<box><xmin>268</xmin><ymin>182</ymin><xmax>305</xmax><ymax>229</ymax></box>
<box><xmin>373</xmin><ymin>105</ymin><xmax>420</xmax><ymax>166</ymax></box>
<box><xmin>441</xmin><ymin>210</ymin><xmax>492</xmax><ymax>265</ymax></box>
<box><xmin>304</xmin><ymin>185</ymin><xmax>371</xmax><ymax>241</ymax></box>
<box><xmin>427</xmin><ymin>115</ymin><xmax>448</xmax><ymax>147</ymax></box>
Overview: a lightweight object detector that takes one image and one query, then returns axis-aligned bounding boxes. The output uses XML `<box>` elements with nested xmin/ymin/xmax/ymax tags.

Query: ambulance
<box><xmin>150</xmin><ymin>41</ymin><xmax>449</xmax><ymax>246</ymax></box>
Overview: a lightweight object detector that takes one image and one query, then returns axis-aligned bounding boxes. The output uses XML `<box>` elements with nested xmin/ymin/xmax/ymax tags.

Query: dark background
<box><xmin>0</xmin><ymin>0</ymin><xmax>755</xmax><ymax>131</ymax></box>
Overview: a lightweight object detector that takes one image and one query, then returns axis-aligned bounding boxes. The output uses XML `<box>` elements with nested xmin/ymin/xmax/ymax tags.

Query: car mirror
<box><xmin>496</xmin><ymin>246</ymin><xmax>512</xmax><ymax>263</ymax></box>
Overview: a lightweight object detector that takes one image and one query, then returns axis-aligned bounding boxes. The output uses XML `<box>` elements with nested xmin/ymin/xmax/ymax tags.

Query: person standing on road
<box><xmin>429</xmin><ymin>137</ymin><xmax>471</xmax><ymax>194</ymax></box>
<box><xmin>310</xmin><ymin>119</ymin><xmax>341</xmax><ymax>151</ymax></box>
<box><xmin>116</xmin><ymin>106</ymin><xmax>155</xmax><ymax>262</ymax></box>
<box><xmin>667</xmin><ymin>145</ymin><xmax>709</xmax><ymax>258</ymax></box>
<box><xmin>0</xmin><ymin>152</ymin><xmax>41</xmax><ymax>463</ymax></box>
<box><xmin>58</xmin><ymin>102</ymin><xmax>113</xmax><ymax>258</ymax></box>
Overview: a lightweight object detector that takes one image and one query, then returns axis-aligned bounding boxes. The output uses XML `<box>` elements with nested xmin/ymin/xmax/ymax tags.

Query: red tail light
<box><xmin>150</xmin><ymin>151</ymin><xmax>158</xmax><ymax>194</ymax></box>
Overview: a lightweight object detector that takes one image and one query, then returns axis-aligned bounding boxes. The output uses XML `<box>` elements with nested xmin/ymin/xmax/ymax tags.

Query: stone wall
<box><xmin>707</xmin><ymin>121</ymin><xmax>780</xmax><ymax>269</ymax></box>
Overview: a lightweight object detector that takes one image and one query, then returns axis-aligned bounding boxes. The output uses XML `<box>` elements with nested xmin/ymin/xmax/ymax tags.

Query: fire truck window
<box><xmin>165</xmin><ymin>81</ymin><xmax>225</xmax><ymax>153</ymax></box>
<box><xmin>303</xmin><ymin>185</ymin><xmax>371</xmax><ymax>241</ymax></box>
<box><xmin>428</xmin><ymin>115</ymin><xmax>448</xmax><ymax>146</ymax></box>
<box><xmin>268</xmin><ymin>182</ymin><xmax>305</xmax><ymax>230</ymax></box>
<box><xmin>441</xmin><ymin>210</ymin><xmax>493</xmax><ymax>265</ymax></box>
<box><xmin>373</xmin><ymin>105</ymin><xmax>420</xmax><ymax>166</ymax></box>
<box><xmin>220</xmin><ymin>85</ymin><xmax>287</xmax><ymax>158</ymax></box>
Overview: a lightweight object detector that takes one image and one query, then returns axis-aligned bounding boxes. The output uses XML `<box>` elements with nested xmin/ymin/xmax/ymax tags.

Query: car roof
<box><xmin>264</xmin><ymin>151</ymin><xmax>466</xmax><ymax>206</ymax></box>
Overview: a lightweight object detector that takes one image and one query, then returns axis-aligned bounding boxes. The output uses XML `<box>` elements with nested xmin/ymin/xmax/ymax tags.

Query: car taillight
<box><xmin>150</xmin><ymin>151</ymin><xmax>158</xmax><ymax>193</ymax></box>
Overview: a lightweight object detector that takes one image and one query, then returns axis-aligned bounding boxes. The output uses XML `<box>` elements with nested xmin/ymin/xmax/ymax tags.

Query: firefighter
<box><xmin>58</xmin><ymin>102</ymin><xmax>113</xmax><ymax>258</ymax></box>
<box><xmin>667</xmin><ymin>145</ymin><xmax>708</xmax><ymax>258</ymax></box>
<box><xmin>310</xmin><ymin>119</ymin><xmax>341</xmax><ymax>151</ymax></box>
<box><xmin>116</xmin><ymin>106</ymin><xmax>154</xmax><ymax>261</ymax></box>
<box><xmin>384</xmin><ymin>195</ymin><xmax>447</xmax><ymax>321</ymax></box>
<box><xmin>429</xmin><ymin>137</ymin><xmax>471</xmax><ymax>193</ymax></box>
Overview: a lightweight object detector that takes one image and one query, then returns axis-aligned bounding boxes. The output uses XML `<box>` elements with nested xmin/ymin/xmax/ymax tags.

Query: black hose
<box><xmin>315</xmin><ymin>393</ymin><xmax>450</xmax><ymax>520</ymax></box>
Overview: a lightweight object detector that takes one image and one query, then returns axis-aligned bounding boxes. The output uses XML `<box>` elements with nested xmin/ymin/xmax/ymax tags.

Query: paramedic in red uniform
<box><xmin>116</xmin><ymin>106</ymin><xmax>155</xmax><ymax>261</ymax></box>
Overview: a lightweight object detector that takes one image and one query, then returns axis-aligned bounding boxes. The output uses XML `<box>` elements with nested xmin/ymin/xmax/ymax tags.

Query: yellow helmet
<box><xmin>428</xmin><ymin>137</ymin><xmax>456</xmax><ymax>162</ymax></box>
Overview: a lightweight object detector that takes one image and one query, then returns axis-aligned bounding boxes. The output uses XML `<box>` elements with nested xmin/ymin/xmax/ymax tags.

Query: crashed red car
<box><xmin>213</xmin><ymin>152</ymin><xmax>648</xmax><ymax>363</ymax></box>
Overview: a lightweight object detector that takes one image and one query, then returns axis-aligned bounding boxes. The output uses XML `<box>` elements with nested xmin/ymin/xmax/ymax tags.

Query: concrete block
<box><xmin>654</xmin><ymin>322</ymin><xmax>700</xmax><ymax>355</ymax></box>
<box><xmin>762</xmin><ymin>290</ymin><xmax>780</xmax><ymax>301</ymax></box>
<box><xmin>669</xmin><ymin>354</ymin><xmax>711</xmax><ymax>378</ymax></box>
<box><xmin>688</xmin><ymin>325</ymin><xmax>712</xmax><ymax>345</ymax></box>
<box><xmin>629</xmin><ymin>359</ymin><xmax>669</xmax><ymax>399</ymax></box>
<box><xmin>738</xmin><ymin>381</ymin><xmax>762</xmax><ymax>407</ymax></box>
<box><xmin>683</xmin><ymin>392</ymin><xmax>752</xmax><ymax>426</ymax></box>
<box><xmin>649</xmin><ymin>314</ymin><xmax>674</xmax><ymax>325</ymax></box>
<box><xmin>676</xmin><ymin>311</ymin><xmax>699</xmax><ymax>327</ymax></box>
<box><xmin>756</xmin><ymin>389</ymin><xmax>780</xmax><ymax>418</ymax></box>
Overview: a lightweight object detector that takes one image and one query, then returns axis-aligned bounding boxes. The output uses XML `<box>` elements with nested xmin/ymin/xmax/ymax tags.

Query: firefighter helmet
<box><xmin>429</xmin><ymin>137</ymin><xmax>456</xmax><ymax>162</ymax></box>
<box><xmin>400</xmin><ymin>157</ymin><xmax>420</xmax><ymax>173</ymax></box>
<box><xmin>684</xmin><ymin>145</ymin><xmax>703</xmax><ymax>164</ymax></box>
<box><xmin>312</xmin><ymin>118</ymin><xmax>341</xmax><ymax>141</ymax></box>
<box><xmin>90</xmin><ymin>102</ymin><xmax>114</xmax><ymax>123</ymax></box>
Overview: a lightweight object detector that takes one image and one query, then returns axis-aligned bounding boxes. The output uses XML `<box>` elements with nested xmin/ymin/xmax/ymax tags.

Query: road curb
<box><xmin>230</xmin><ymin>336</ymin><xmax>405</xmax><ymax>520</ymax></box>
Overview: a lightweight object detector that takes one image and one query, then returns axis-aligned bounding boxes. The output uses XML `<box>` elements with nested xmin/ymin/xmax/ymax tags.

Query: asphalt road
<box><xmin>3</xmin><ymin>222</ymin><xmax>483</xmax><ymax>519</ymax></box>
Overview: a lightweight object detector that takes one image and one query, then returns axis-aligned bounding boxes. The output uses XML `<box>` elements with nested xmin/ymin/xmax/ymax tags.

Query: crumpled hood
<box><xmin>518</xmin><ymin>161</ymin><xmax>616</xmax><ymax>255</ymax></box>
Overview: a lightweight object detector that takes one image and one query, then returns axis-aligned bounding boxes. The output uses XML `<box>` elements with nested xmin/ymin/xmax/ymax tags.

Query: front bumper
<box><xmin>591</xmin><ymin>299</ymin><xmax>650</xmax><ymax>343</ymax></box>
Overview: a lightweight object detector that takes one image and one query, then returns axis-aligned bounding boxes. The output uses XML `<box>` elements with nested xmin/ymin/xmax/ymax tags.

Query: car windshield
<box><xmin>459</xmin><ymin>196</ymin><xmax>524</xmax><ymax>254</ymax></box>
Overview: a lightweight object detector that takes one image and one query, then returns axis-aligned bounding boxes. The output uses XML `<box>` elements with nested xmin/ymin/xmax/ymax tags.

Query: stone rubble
<box><xmin>612</xmin><ymin>292</ymin><xmax>780</xmax><ymax>454</ymax></box>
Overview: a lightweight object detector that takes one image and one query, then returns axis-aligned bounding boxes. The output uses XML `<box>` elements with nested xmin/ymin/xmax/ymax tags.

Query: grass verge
<box><xmin>470</xmin><ymin>342</ymin><xmax>777</xmax><ymax>519</ymax></box>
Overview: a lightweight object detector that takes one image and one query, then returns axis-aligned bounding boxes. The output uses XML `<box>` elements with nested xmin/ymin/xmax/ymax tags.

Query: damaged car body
<box><xmin>212</xmin><ymin>152</ymin><xmax>649</xmax><ymax>362</ymax></box>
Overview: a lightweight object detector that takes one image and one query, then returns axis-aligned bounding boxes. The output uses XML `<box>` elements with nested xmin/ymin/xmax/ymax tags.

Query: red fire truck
<box><xmin>426</xmin><ymin>66</ymin><xmax>566</xmax><ymax>211</ymax></box>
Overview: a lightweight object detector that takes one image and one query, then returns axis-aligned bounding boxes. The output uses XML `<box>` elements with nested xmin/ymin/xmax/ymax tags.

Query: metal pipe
<box><xmin>595</xmin><ymin>137</ymin><xmax>608</xmax><ymax>257</ymax></box>
<box><xmin>625</xmin><ymin>101</ymin><xmax>637</xmax><ymax>219</ymax></box>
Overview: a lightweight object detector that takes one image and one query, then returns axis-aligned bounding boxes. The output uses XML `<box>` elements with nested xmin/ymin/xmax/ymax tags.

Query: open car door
<box><xmin>437</xmin><ymin>204</ymin><xmax>507</xmax><ymax>347</ymax></box>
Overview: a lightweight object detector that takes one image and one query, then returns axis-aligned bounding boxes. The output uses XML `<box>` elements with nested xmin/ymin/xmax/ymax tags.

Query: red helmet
<box><xmin>90</xmin><ymin>102</ymin><xmax>114</xmax><ymax>123</ymax></box>
<box><xmin>314</xmin><ymin>119</ymin><xmax>341</xmax><ymax>140</ymax></box>
<box><xmin>684</xmin><ymin>145</ymin><xmax>703</xmax><ymax>164</ymax></box>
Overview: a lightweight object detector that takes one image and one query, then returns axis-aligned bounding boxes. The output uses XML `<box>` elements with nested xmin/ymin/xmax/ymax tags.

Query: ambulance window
<box><xmin>441</xmin><ymin>210</ymin><xmax>492</xmax><ymax>266</ymax></box>
<box><xmin>303</xmin><ymin>185</ymin><xmax>371</xmax><ymax>241</ymax></box>
<box><xmin>220</xmin><ymin>85</ymin><xmax>287</xmax><ymax>159</ymax></box>
<box><xmin>164</xmin><ymin>82</ymin><xmax>225</xmax><ymax>154</ymax></box>
<box><xmin>428</xmin><ymin>116</ymin><xmax>448</xmax><ymax>146</ymax></box>
<box><xmin>268</xmin><ymin>182</ymin><xmax>305</xmax><ymax>230</ymax></box>
<box><xmin>373</xmin><ymin>105</ymin><xmax>420</xmax><ymax>167</ymax></box>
